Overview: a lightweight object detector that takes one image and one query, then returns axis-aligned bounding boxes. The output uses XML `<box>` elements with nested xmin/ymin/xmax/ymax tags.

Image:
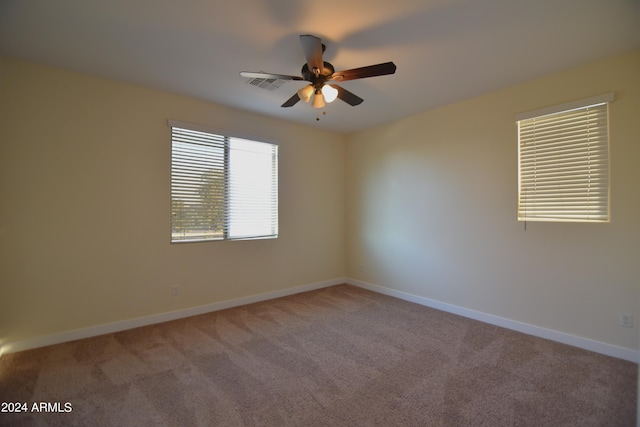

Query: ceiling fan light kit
<box><xmin>297</xmin><ymin>84</ymin><xmax>314</xmax><ymax>103</ymax></box>
<box><xmin>311</xmin><ymin>89</ymin><xmax>325</xmax><ymax>109</ymax></box>
<box><xmin>240</xmin><ymin>34</ymin><xmax>396</xmax><ymax>114</ymax></box>
<box><xmin>321</xmin><ymin>85</ymin><xmax>338</xmax><ymax>104</ymax></box>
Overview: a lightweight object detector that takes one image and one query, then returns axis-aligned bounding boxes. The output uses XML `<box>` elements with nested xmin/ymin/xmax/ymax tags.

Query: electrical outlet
<box><xmin>619</xmin><ymin>313</ymin><xmax>633</xmax><ymax>328</ymax></box>
<box><xmin>171</xmin><ymin>285</ymin><xmax>180</xmax><ymax>296</ymax></box>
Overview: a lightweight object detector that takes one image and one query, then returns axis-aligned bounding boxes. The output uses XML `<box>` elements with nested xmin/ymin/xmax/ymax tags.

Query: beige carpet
<box><xmin>0</xmin><ymin>284</ymin><xmax>636</xmax><ymax>426</ymax></box>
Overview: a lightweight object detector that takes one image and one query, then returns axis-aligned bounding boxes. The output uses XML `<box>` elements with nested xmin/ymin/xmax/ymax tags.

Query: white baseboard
<box><xmin>4</xmin><ymin>277</ymin><xmax>637</xmax><ymax>364</ymax></box>
<box><xmin>1</xmin><ymin>278</ymin><xmax>346</xmax><ymax>356</ymax></box>
<box><xmin>347</xmin><ymin>278</ymin><xmax>639</xmax><ymax>363</ymax></box>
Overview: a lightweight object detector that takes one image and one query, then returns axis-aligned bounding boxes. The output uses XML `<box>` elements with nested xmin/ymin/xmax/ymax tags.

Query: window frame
<box><xmin>169</xmin><ymin>120</ymin><xmax>279</xmax><ymax>243</ymax></box>
<box><xmin>515</xmin><ymin>93</ymin><xmax>613</xmax><ymax>223</ymax></box>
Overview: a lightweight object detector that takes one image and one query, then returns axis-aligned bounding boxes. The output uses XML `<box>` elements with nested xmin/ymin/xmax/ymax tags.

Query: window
<box><xmin>169</xmin><ymin>121</ymin><xmax>278</xmax><ymax>242</ymax></box>
<box><xmin>516</xmin><ymin>93</ymin><xmax>613</xmax><ymax>223</ymax></box>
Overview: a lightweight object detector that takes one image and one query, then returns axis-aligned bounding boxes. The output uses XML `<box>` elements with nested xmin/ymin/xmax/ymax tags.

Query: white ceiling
<box><xmin>1</xmin><ymin>0</ymin><xmax>639</xmax><ymax>134</ymax></box>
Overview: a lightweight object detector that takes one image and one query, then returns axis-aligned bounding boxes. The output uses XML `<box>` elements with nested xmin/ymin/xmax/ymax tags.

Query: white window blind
<box><xmin>517</xmin><ymin>94</ymin><xmax>612</xmax><ymax>223</ymax></box>
<box><xmin>170</xmin><ymin>123</ymin><xmax>278</xmax><ymax>242</ymax></box>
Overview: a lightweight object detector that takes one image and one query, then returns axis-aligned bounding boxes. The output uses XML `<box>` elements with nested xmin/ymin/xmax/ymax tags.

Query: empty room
<box><xmin>1</xmin><ymin>1</ymin><xmax>639</xmax><ymax>425</ymax></box>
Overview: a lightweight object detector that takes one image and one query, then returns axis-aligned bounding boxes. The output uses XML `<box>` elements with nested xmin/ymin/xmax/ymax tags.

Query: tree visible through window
<box><xmin>170</xmin><ymin>123</ymin><xmax>278</xmax><ymax>242</ymax></box>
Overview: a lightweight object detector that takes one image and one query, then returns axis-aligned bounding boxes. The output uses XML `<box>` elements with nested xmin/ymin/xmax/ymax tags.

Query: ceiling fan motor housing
<box><xmin>302</xmin><ymin>62</ymin><xmax>335</xmax><ymax>87</ymax></box>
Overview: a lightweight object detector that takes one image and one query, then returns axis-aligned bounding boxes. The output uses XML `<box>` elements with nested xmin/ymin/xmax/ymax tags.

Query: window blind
<box><xmin>517</xmin><ymin>97</ymin><xmax>611</xmax><ymax>222</ymax></box>
<box><xmin>228</xmin><ymin>138</ymin><xmax>279</xmax><ymax>240</ymax></box>
<box><xmin>170</xmin><ymin>125</ymin><xmax>278</xmax><ymax>242</ymax></box>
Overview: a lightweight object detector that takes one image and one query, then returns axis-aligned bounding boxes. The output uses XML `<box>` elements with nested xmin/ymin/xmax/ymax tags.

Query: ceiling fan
<box><xmin>240</xmin><ymin>34</ymin><xmax>396</xmax><ymax>109</ymax></box>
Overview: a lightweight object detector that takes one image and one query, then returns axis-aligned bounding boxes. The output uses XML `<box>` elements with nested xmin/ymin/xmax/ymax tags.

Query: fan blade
<box><xmin>331</xmin><ymin>84</ymin><xmax>363</xmax><ymax>106</ymax></box>
<box><xmin>240</xmin><ymin>71</ymin><xmax>303</xmax><ymax>81</ymax></box>
<box><xmin>281</xmin><ymin>93</ymin><xmax>300</xmax><ymax>108</ymax></box>
<box><xmin>299</xmin><ymin>35</ymin><xmax>323</xmax><ymax>74</ymax></box>
<box><xmin>330</xmin><ymin>62</ymin><xmax>396</xmax><ymax>82</ymax></box>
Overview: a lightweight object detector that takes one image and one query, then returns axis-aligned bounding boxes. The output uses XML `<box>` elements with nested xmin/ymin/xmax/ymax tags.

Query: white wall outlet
<box><xmin>171</xmin><ymin>285</ymin><xmax>180</xmax><ymax>296</ymax></box>
<box><xmin>619</xmin><ymin>313</ymin><xmax>633</xmax><ymax>328</ymax></box>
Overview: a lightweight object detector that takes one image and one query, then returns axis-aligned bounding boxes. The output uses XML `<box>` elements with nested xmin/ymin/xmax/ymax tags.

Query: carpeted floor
<box><xmin>0</xmin><ymin>284</ymin><xmax>637</xmax><ymax>426</ymax></box>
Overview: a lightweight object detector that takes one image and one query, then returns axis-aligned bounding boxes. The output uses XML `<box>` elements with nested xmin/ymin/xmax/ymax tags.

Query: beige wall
<box><xmin>2</xmin><ymin>51</ymin><xmax>638</xmax><ymax>356</ymax></box>
<box><xmin>0</xmin><ymin>58</ymin><xmax>346</xmax><ymax>349</ymax></box>
<box><xmin>346</xmin><ymin>50</ymin><xmax>640</xmax><ymax>351</ymax></box>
